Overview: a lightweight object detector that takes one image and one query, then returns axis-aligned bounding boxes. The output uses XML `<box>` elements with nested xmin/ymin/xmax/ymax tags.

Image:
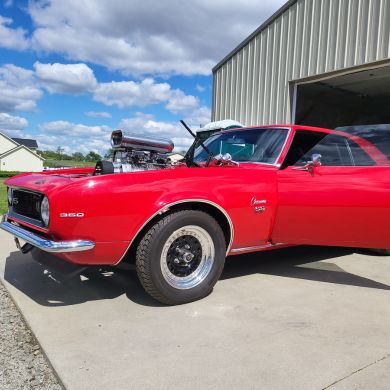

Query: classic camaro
<box><xmin>1</xmin><ymin>124</ymin><xmax>390</xmax><ymax>304</ymax></box>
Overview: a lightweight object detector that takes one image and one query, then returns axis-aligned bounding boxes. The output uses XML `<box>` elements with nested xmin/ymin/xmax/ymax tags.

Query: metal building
<box><xmin>212</xmin><ymin>0</ymin><xmax>390</xmax><ymax>129</ymax></box>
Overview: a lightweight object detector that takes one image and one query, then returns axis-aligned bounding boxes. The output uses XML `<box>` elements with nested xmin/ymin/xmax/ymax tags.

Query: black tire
<box><xmin>136</xmin><ymin>210</ymin><xmax>226</xmax><ymax>305</ymax></box>
<box><xmin>369</xmin><ymin>249</ymin><xmax>390</xmax><ymax>255</ymax></box>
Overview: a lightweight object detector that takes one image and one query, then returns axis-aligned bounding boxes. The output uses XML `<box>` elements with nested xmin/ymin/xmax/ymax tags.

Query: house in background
<box><xmin>11</xmin><ymin>137</ymin><xmax>39</xmax><ymax>152</ymax></box>
<box><xmin>0</xmin><ymin>132</ymin><xmax>44</xmax><ymax>172</ymax></box>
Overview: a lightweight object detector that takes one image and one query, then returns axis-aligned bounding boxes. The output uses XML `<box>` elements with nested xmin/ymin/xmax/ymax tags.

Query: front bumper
<box><xmin>0</xmin><ymin>214</ymin><xmax>95</xmax><ymax>253</ymax></box>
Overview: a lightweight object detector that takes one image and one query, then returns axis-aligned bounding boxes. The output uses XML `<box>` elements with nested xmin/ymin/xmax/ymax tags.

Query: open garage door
<box><xmin>294</xmin><ymin>64</ymin><xmax>390</xmax><ymax>129</ymax></box>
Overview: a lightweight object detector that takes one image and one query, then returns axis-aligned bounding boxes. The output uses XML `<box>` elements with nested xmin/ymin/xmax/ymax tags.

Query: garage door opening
<box><xmin>294</xmin><ymin>64</ymin><xmax>390</xmax><ymax>129</ymax></box>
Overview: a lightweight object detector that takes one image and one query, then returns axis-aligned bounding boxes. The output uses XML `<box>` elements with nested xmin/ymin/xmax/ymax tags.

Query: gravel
<box><xmin>0</xmin><ymin>280</ymin><xmax>62</xmax><ymax>390</ymax></box>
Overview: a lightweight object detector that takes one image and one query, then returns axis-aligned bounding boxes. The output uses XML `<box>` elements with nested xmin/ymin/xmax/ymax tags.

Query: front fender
<box><xmin>47</xmin><ymin>166</ymin><xmax>278</xmax><ymax>264</ymax></box>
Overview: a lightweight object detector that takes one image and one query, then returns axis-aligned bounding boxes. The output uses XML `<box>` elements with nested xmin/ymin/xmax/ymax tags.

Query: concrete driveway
<box><xmin>0</xmin><ymin>229</ymin><xmax>389</xmax><ymax>390</ymax></box>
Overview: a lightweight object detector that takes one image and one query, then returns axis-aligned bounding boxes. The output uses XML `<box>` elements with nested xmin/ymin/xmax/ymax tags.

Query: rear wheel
<box><xmin>136</xmin><ymin>210</ymin><xmax>226</xmax><ymax>305</ymax></box>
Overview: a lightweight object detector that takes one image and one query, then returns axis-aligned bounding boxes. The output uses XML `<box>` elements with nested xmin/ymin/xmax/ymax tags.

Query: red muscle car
<box><xmin>1</xmin><ymin>124</ymin><xmax>390</xmax><ymax>304</ymax></box>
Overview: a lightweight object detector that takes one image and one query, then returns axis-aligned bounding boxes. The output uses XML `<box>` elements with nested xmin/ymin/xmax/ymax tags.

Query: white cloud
<box><xmin>93</xmin><ymin>78</ymin><xmax>199</xmax><ymax>114</ymax></box>
<box><xmin>184</xmin><ymin>106</ymin><xmax>211</xmax><ymax>128</ymax></box>
<box><xmin>196</xmin><ymin>84</ymin><xmax>206</xmax><ymax>93</ymax></box>
<box><xmin>165</xmin><ymin>90</ymin><xmax>199</xmax><ymax>114</ymax></box>
<box><xmin>171</xmin><ymin>137</ymin><xmax>194</xmax><ymax>152</ymax></box>
<box><xmin>118</xmin><ymin>112</ymin><xmax>203</xmax><ymax>151</ymax></box>
<box><xmin>0</xmin><ymin>64</ymin><xmax>42</xmax><ymax>112</ymax></box>
<box><xmin>0</xmin><ymin>15</ymin><xmax>29</xmax><ymax>50</ymax></box>
<box><xmin>36</xmin><ymin>108</ymin><xmax>211</xmax><ymax>155</ymax></box>
<box><xmin>0</xmin><ymin>130</ymin><xmax>23</xmax><ymax>138</ymax></box>
<box><xmin>0</xmin><ymin>113</ymin><xmax>28</xmax><ymax>137</ymax></box>
<box><xmin>4</xmin><ymin>1</ymin><xmax>14</xmax><ymax>7</ymax></box>
<box><xmin>85</xmin><ymin>111</ymin><xmax>111</xmax><ymax>118</ymax></box>
<box><xmin>38</xmin><ymin>120</ymin><xmax>112</xmax><ymax>155</ymax></box>
<box><xmin>40</xmin><ymin>120</ymin><xmax>110</xmax><ymax>137</ymax></box>
<box><xmin>119</xmin><ymin>113</ymin><xmax>182</xmax><ymax>137</ymax></box>
<box><xmin>28</xmin><ymin>0</ymin><xmax>285</xmax><ymax>76</ymax></box>
<box><xmin>93</xmin><ymin>78</ymin><xmax>172</xmax><ymax>108</ymax></box>
<box><xmin>0</xmin><ymin>61</ymin><xmax>205</xmax><ymax>122</ymax></box>
<box><xmin>37</xmin><ymin>134</ymin><xmax>109</xmax><ymax>156</ymax></box>
<box><xmin>34</xmin><ymin>62</ymin><xmax>97</xmax><ymax>93</ymax></box>
<box><xmin>37</xmin><ymin>117</ymin><xmax>190</xmax><ymax>155</ymax></box>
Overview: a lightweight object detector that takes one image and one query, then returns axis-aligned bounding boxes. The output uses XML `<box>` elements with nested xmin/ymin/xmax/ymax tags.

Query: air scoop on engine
<box><xmin>111</xmin><ymin>130</ymin><xmax>174</xmax><ymax>154</ymax></box>
<box><xmin>94</xmin><ymin>130</ymin><xmax>175</xmax><ymax>175</ymax></box>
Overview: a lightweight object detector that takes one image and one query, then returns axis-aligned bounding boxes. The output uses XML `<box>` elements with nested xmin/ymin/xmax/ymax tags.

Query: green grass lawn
<box><xmin>44</xmin><ymin>160</ymin><xmax>96</xmax><ymax>168</ymax></box>
<box><xmin>0</xmin><ymin>163</ymin><xmax>96</xmax><ymax>215</ymax></box>
<box><xmin>0</xmin><ymin>179</ymin><xmax>8</xmax><ymax>215</ymax></box>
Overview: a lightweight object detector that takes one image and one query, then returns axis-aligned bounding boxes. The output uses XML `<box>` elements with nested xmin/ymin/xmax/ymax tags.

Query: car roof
<box><xmin>219</xmin><ymin>124</ymin><xmax>333</xmax><ymax>134</ymax></box>
<box><xmin>336</xmin><ymin>124</ymin><xmax>390</xmax><ymax>132</ymax></box>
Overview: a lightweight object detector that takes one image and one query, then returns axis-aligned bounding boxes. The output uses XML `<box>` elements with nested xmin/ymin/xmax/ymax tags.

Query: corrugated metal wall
<box><xmin>212</xmin><ymin>0</ymin><xmax>390</xmax><ymax>125</ymax></box>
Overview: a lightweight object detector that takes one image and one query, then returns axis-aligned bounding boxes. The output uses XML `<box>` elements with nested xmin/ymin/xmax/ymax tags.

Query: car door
<box><xmin>272</xmin><ymin>130</ymin><xmax>390</xmax><ymax>249</ymax></box>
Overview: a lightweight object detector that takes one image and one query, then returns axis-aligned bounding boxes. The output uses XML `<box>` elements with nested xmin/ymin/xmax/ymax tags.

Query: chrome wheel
<box><xmin>136</xmin><ymin>210</ymin><xmax>226</xmax><ymax>304</ymax></box>
<box><xmin>160</xmin><ymin>225</ymin><xmax>215</xmax><ymax>290</ymax></box>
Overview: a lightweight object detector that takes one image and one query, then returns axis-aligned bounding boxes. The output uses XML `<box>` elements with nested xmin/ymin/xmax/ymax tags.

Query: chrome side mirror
<box><xmin>213</xmin><ymin>153</ymin><xmax>239</xmax><ymax>167</ymax></box>
<box><xmin>293</xmin><ymin>153</ymin><xmax>322</xmax><ymax>174</ymax></box>
<box><xmin>311</xmin><ymin>153</ymin><xmax>322</xmax><ymax>166</ymax></box>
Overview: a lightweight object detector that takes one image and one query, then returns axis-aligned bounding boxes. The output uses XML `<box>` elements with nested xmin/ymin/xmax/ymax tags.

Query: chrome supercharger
<box><xmin>94</xmin><ymin>130</ymin><xmax>175</xmax><ymax>175</ymax></box>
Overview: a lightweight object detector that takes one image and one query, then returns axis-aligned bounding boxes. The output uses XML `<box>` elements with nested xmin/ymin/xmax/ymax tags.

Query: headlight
<box><xmin>40</xmin><ymin>196</ymin><xmax>50</xmax><ymax>227</ymax></box>
<box><xmin>7</xmin><ymin>188</ymin><xmax>13</xmax><ymax>206</ymax></box>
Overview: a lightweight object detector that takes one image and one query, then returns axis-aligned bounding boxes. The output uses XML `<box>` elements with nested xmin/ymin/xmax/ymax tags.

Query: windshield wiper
<box><xmin>180</xmin><ymin>120</ymin><xmax>213</xmax><ymax>167</ymax></box>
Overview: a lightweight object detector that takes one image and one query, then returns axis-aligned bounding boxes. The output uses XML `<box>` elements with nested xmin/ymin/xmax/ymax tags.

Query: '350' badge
<box><xmin>60</xmin><ymin>213</ymin><xmax>84</xmax><ymax>218</ymax></box>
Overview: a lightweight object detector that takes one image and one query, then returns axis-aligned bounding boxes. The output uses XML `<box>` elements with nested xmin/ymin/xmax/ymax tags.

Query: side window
<box><xmin>296</xmin><ymin>135</ymin><xmax>350</xmax><ymax>166</ymax></box>
<box><xmin>296</xmin><ymin>134</ymin><xmax>375</xmax><ymax>167</ymax></box>
<box><xmin>281</xmin><ymin>131</ymin><xmax>326</xmax><ymax>168</ymax></box>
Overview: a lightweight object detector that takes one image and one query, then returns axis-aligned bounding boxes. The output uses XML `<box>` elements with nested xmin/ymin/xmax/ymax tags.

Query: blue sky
<box><xmin>0</xmin><ymin>0</ymin><xmax>285</xmax><ymax>155</ymax></box>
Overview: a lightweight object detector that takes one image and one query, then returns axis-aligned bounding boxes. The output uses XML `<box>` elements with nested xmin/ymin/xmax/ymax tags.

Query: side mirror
<box><xmin>212</xmin><ymin>153</ymin><xmax>239</xmax><ymax>167</ymax></box>
<box><xmin>311</xmin><ymin>153</ymin><xmax>322</xmax><ymax>166</ymax></box>
<box><xmin>293</xmin><ymin>153</ymin><xmax>322</xmax><ymax>174</ymax></box>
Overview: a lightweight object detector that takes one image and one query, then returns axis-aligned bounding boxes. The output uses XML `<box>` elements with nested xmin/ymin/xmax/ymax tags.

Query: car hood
<box><xmin>5</xmin><ymin>170</ymin><xmax>93</xmax><ymax>194</ymax></box>
<box><xmin>5</xmin><ymin>163</ymin><xmax>278</xmax><ymax>195</ymax></box>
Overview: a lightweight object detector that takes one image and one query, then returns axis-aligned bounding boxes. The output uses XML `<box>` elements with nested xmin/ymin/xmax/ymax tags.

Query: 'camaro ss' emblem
<box><xmin>250</xmin><ymin>197</ymin><xmax>267</xmax><ymax>207</ymax></box>
<box><xmin>60</xmin><ymin>213</ymin><xmax>84</xmax><ymax>218</ymax></box>
<box><xmin>12</xmin><ymin>198</ymin><xmax>19</xmax><ymax>205</ymax></box>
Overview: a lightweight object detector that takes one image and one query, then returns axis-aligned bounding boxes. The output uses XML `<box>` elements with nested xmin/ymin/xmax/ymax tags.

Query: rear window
<box><xmin>336</xmin><ymin>125</ymin><xmax>390</xmax><ymax>159</ymax></box>
<box><xmin>295</xmin><ymin>134</ymin><xmax>376</xmax><ymax>166</ymax></box>
<box><xmin>282</xmin><ymin>130</ymin><xmax>378</xmax><ymax>168</ymax></box>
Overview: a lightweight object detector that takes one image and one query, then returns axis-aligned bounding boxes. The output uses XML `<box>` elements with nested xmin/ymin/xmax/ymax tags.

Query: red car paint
<box><xmin>4</xmin><ymin>125</ymin><xmax>390</xmax><ymax>265</ymax></box>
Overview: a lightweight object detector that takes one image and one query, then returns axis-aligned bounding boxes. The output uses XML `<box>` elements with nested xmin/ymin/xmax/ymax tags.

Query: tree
<box><xmin>85</xmin><ymin>151</ymin><xmax>102</xmax><ymax>162</ymax></box>
<box><xmin>56</xmin><ymin>146</ymin><xmax>64</xmax><ymax>156</ymax></box>
<box><xmin>72</xmin><ymin>152</ymin><xmax>85</xmax><ymax>162</ymax></box>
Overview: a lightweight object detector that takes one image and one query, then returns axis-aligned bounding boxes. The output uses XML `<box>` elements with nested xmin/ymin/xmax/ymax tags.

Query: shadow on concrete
<box><xmin>3</xmin><ymin>245</ymin><xmax>390</xmax><ymax>307</ymax></box>
<box><xmin>3</xmin><ymin>250</ymin><xmax>162</xmax><ymax>307</ymax></box>
<box><xmin>222</xmin><ymin>246</ymin><xmax>390</xmax><ymax>291</ymax></box>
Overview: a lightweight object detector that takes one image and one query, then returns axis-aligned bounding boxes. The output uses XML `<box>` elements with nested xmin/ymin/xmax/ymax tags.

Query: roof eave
<box><xmin>212</xmin><ymin>0</ymin><xmax>298</xmax><ymax>73</ymax></box>
<box><xmin>0</xmin><ymin>145</ymin><xmax>45</xmax><ymax>161</ymax></box>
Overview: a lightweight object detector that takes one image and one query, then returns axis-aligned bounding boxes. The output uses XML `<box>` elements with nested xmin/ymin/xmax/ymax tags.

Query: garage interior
<box><xmin>294</xmin><ymin>64</ymin><xmax>390</xmax><ymax>129</ymax></box>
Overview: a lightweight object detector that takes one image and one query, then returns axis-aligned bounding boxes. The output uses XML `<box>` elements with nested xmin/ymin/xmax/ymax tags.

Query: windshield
<box><xmin>193</xmin><ymin>128</ymin><xmax>289</xmax><ymax>164</ymax></box>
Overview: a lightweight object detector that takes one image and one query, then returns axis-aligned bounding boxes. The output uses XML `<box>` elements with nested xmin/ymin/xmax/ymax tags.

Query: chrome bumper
<box><xmin>0</xmin><ymin>215</ymin><xmax>95</xmax><ymax>253</ymax></box>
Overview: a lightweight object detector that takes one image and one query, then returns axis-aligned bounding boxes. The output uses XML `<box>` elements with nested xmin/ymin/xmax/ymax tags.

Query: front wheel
<box><xmin>136</xmin><ymin>210</ymin><xmax>226</xmax><ymax>305</ymax></box>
